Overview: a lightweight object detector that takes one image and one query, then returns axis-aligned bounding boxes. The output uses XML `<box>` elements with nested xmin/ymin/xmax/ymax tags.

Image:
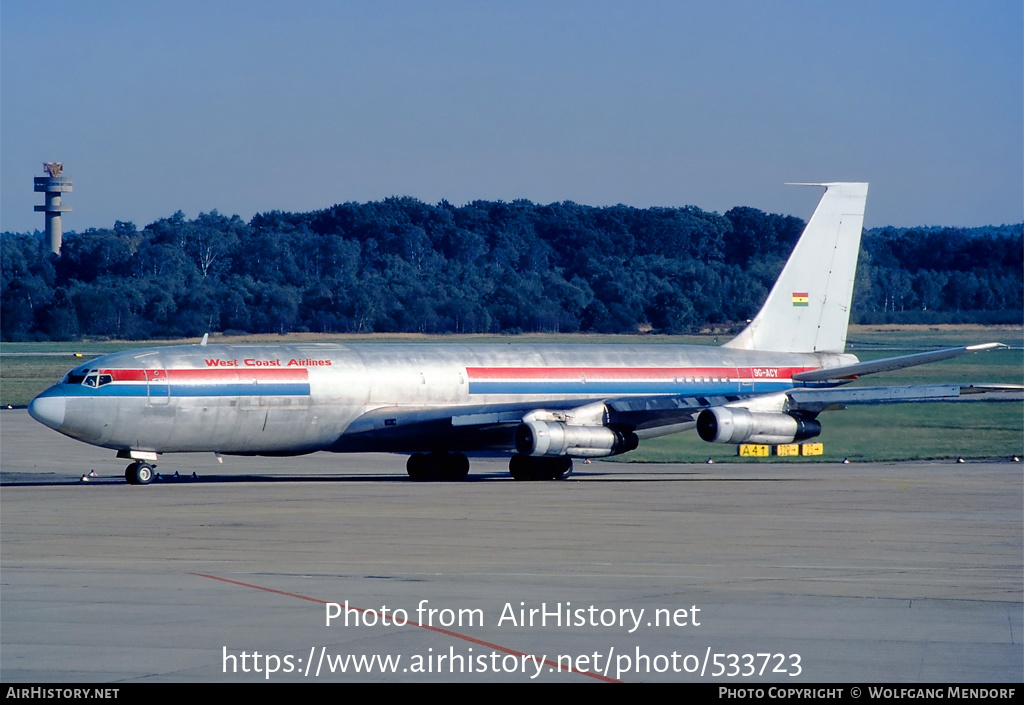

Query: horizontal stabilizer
<box><xmin>786</xmin><ymin>383</ymin><xmax>1024</xmax><ymax>413</ymax></box>
<box><xmin>792</xmin><ymin>343</ymin><xmax>1007</xmax><ymax>382</ymax></box>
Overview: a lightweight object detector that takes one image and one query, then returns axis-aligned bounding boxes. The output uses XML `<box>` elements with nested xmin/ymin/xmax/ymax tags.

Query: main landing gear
<box><xmin>124</xmin><ymin>461</ymin><xmax>155</xmax><ymax>485</ymax></box>
<box><xmin>508</xmin><ymin>455</ymin><xmax>573</xmax><ymax>481</ymax></box>
<box><xmin>404</xmin><ymin>453</ymin><xmax>575</xmax><ymax>481</ymax></box>
<box><xmin>406</xmin><ymin>452</ymin><xmax>471</xmax><ymax>481</ymax></box>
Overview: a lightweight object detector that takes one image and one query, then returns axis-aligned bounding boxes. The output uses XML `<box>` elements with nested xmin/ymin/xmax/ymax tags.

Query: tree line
<box><xmin>1</xmin><ymin>197</ymin><xmax>1020</xmax><ymax>341</ymax></box>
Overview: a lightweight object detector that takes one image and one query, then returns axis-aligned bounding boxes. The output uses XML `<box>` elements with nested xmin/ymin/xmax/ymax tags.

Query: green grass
<box><xmin>0</xmin><ymin>341</ymin><xmax>165</xmax><ymax>408</ymax></box>
<box><xmin>622</xmin><ymin>403</ymin><xmax>1022</xmax><ymax>463</ymax></box>
<box><xmin>845</xmin><ymin>323</ymin><xmax>1023</xmax><ymax>350</ymax></box>
<box><xmin>2</xmin><ymin>326</ymin><xmax>1020</xmax><ymax>461</ymax></box>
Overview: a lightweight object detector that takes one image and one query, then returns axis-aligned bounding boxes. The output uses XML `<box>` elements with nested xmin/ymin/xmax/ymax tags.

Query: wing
<box><xmin>330</xmin><ymin>392</ymin><xmax>742</xmax><ymax>454</ymax></box>
<box><xmin>332</xmin><ymin>401</ymin><xmax>525</xmax><ymax>453</ymax></box>
<box><xmin>785</xmin><ymin>383</ymin><xmax>1024</xmax><ymax>413</ymax></box>
<box><xmin>331</xmin><ymin>379</ymin><xmax>1023</xmax><ymax>454</ymax></box>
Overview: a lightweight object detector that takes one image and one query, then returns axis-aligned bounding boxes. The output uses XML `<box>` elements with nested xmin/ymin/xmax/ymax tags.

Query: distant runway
<box><xmin>1</xmin><ymin>410</ymin><xmax>1020</xmax><ymax>682</ymax></box>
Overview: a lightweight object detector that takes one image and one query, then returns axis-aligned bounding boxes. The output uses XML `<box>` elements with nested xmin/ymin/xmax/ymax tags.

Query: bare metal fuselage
<box><xmin>31</xmin><ymin>342</ymin><xmax>853</xmax><ymax>456</ymax></box>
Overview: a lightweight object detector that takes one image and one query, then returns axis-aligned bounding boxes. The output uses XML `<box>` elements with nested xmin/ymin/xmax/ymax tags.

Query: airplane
<box><xmin>27</xmin><ymin>182</ymin><xmax>1019</xmax><ymax>484</ymax></box>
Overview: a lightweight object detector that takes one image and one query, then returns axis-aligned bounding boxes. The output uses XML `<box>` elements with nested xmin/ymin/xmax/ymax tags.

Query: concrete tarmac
<box><xmin>1</xmin><ymin>409</ymin><xmax>1020</xmax><ymax>682</ymax></box>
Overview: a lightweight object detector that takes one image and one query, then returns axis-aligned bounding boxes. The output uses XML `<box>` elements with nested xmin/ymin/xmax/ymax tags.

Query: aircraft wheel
<box><xmin>125</xmin><ymin>462</ymin><xmax>154</xmax><ymax>485</ymax></box>
<box><xmin>509</xmin><ymin>454</ymin><xmax>528</xmax><ymax>480</ymax></box>
<box><xmin>551</xmin><ymin>457</ymin><xmax>573</xmax><ymax>480</ymax></box>
<box><xmin>509</xmin><ymin>455</ymin><xmax>567</xmax><ymax>481</ymax></box>
<box><xmin>441</xmin><ymin>453</ymin><xmax>470</xmax><ymax>481</ymax></box>
<box><xmin>406</xmin><ymin>453</ymin><xmax>431</xmax><ymax>481</ymax></box>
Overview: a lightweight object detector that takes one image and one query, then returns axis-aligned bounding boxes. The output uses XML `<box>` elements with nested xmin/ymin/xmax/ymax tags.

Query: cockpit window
<box><xmin>63</xmin><ymin>371</ymin><xmax>87</xmax><ymax>385</ymax></box>
<box><xmin>80</xmin><ymin>370</ymin><xmax>114</xmax><ymax>388</ymax></box>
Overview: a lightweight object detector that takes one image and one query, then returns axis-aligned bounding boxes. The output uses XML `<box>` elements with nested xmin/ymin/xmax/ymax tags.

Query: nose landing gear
<box><xmin>124</xmin><ymin>461</ymin><xmax>155</xmax><ymax>485</ymax></box>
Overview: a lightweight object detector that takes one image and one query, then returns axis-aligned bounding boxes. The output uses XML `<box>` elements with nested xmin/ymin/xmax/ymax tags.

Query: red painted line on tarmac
<box><xmin>190</xmin><ymin>571</ymin><xmax>620</xmax><ymax>683</ymax></box>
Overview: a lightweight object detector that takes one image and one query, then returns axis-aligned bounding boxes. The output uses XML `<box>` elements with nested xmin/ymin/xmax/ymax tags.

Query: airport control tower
<box><xmin>34</xmin><ymin>162</ymin><xmax>72</xmax><ymax>254</ymax></box>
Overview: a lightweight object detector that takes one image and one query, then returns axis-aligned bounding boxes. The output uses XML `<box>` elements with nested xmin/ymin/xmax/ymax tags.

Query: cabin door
<box><xmin>737</xmin><ymin>367</ymin><xmax>755</xmax><ymax>394</ymax></box>
<box><xmin>145</xmin><ymin>366</ymin><xmax>170</xmax><ymax>405</ymax></box>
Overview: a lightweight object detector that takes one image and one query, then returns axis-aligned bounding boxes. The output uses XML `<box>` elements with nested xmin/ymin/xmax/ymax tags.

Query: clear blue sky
<box><xmin>2</xmin><ymin>0</ymin><xmax>1021</xmax><ymax>233</ymax></box>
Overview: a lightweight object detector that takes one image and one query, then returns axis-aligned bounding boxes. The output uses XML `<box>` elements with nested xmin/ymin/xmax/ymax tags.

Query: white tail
<box><xmin>723</xmin><ymin>182</ymin><xmax>868</xmax><ymax>354</ymax></box>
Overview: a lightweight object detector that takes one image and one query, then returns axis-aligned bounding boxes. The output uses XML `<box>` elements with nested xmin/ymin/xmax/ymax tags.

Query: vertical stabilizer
<box><xmin>723</xmin><ymin>182</ymin><xmax>868</xmax><ymax>353</ymax></box>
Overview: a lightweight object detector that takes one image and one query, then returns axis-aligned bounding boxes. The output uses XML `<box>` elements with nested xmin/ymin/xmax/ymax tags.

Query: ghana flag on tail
<box><xmin>792</xmin><ymin>292</ymin><xmax>809</xmax><ymax>307</ymax></box>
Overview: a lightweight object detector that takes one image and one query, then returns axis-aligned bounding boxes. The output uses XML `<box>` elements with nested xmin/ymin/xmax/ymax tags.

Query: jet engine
<box><xmin>696</xmin><ymin>407</ymin><xmax>821</xmax><ymax>445</ymax></box>
<box><xmin>514</xmin><ymin>421</ymin><xmax>639</xmax><ymax>458</ymax></box>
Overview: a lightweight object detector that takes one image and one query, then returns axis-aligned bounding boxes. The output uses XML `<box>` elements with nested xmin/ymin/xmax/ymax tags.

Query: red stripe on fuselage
<box><xmin>167</xmin><ymin>368</ymin><xmax>308</xmax><ymax>382</ymax></box>
<box><xmin>98</xmin><ymin>368</ymin><xmax>310</xmax><ymax>383</ymax></box>
<box><xmin>98</xmin><ymin>369</ymin><xmax>147</xmax><ymax>382</ymax></box>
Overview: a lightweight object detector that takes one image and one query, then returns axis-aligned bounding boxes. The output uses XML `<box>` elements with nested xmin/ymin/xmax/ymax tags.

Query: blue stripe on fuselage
<box><xmin>43</xmin><ymin>382</ymin><xmax>310</xmax><ymax>398</ymax></box>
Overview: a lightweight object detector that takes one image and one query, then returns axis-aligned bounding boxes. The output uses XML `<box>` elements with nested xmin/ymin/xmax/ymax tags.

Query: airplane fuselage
<box><xmin>29</xmin><ymin>342</ymin><xmax>855</xmax><ymax>456</ymax></box>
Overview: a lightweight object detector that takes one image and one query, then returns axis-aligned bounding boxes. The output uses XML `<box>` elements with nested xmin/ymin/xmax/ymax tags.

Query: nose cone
<box><xmin>28</xmin><ymin>393</ymin><xmax>66</xmax><ymax>431</ymax></box>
